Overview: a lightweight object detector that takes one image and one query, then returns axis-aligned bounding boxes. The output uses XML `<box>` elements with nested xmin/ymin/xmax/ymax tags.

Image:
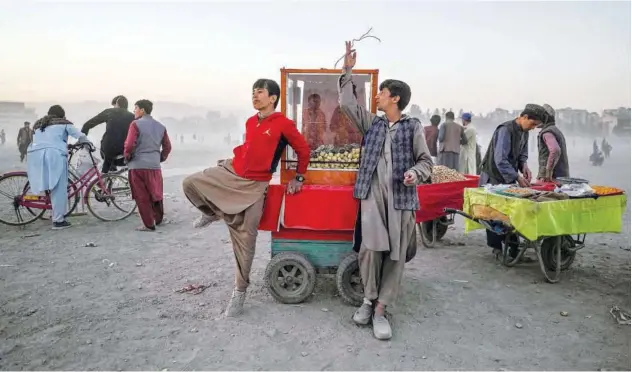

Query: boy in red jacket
<box><xmin>183</xmin><ymin>78</ymin><xmax>310</xmax><ymax>317</ymax></box>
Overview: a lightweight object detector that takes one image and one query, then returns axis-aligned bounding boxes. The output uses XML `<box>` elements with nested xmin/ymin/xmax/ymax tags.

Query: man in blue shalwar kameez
<box><xmin>28</xmin><ymin>105</ymin><xmax>92</xmax><ymax>230</ymax></box>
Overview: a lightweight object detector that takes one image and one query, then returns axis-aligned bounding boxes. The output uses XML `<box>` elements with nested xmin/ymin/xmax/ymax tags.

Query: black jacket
<box><xmin>81</xmin><ymin>107</ymin><xmax>135</xmax><ymax>157</ymax></box>
<box><xmin>480</xmin><ymin>120</ymin><xmax>528</xmax><ymax>185</ymax></box>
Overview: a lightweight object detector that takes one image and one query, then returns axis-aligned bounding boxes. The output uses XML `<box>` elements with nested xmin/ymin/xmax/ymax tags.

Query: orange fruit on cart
<box><xmin>590</xmin><ymin>185</ymin><xmax>624</xmax><ymax>196</ymax></box>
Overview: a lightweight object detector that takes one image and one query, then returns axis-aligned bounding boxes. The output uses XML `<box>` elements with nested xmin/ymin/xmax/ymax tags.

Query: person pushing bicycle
<box><xmin>28</xmin><ymin>105</ymin><xmax>93</xmax><ymax>230</ymax></box>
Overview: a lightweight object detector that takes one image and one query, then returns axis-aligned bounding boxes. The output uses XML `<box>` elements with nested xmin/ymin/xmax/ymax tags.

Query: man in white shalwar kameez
<box><xmin>459</xmin><ymin>112</ymin><xmax>477</xmax><ymax>175</ymax></box>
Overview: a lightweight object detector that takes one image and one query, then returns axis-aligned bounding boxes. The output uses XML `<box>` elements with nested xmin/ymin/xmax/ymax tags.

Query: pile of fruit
<box><xmin>590</xmin><ymin>185</ymin><xmax>624</xmax><ymax>196</ymax></box>
<box><xmin>309</xmin><ymin>144</ymin><xmax>361</xmax><ymax>169</ymax></box>
<box><xmin>430</xmin><ymin>165</ymin><xmax>466</xmax><ymax>184</ymax></box>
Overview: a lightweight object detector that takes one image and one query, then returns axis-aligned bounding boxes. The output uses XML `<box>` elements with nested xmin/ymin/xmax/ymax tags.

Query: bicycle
<box><xmin>35</xmin><ymin>146</ymin><xmax>129</xmax><ymax>220</ymax></box>
<box><xmin>0</xmin><ymin>143</ymin><xmax>137</xmax><ymax>226</ymax></box>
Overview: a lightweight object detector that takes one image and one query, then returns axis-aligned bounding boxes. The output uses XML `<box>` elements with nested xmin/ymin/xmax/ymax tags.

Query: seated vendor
<box><xmin>479</xmin><ymin>104</ymin><xmax>546</xmax><ymax>257</ymax></box>
<box><xmin>590</xmin><ymin>140</ymin><xmax>604</xmax><ymax>165</ymax></box>
<box><xmin>330</xmin><ymin>82</ymin><xmax>363</xmax><ymax>146</ymax></box>
<box><xmin>301</xmin><ymin>93</ymin><xmax>327</xmax><ymax>149</ymax></box>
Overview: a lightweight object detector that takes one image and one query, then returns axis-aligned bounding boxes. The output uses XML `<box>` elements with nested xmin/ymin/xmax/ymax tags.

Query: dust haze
<box><xmin>1</xmin><ymin>101</ymin><xmax>630</xmax><ymax>192</ymax></box>
<box><xmin>1</xmin><ymin>98</ymin><xmax>630</xmax><ymax>371</ymax></box>
<box><xmin>0</xmin><ymin>1</ymin><xmax>631</xmax><ymax>370</ymax></box>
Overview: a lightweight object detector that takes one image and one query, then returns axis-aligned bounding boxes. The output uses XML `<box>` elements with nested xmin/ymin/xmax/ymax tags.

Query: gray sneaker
<box><xmin>372</xmin><ymin>314</ymin><xmax>392</xmax><ymax>340</ymax></box>
<box><xmin>193</xmin><ymin>214</ymin><xmax>219</xmax><ymax>229</ymax></box>
<box><xmin>224</xmin><ymin>289</ymin><xmax>246</xmax><ymax>317</ymax></box>
<box><xmin>352</xmin><ymin>302</ymin><xmax>373</xmax><ymax>325</ymax></box>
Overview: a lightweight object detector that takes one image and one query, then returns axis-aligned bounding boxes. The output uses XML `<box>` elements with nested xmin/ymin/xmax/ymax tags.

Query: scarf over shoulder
<box><xmin>33</xmin><ymin>116</ymin><xmax>73</xmax><ymax>132</ymax></box>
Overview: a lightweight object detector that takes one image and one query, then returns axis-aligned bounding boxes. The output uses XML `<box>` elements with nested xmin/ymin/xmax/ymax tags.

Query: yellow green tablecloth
<box><xmin>463</xmin><ymin>188</ymin><xmax>627</xmax><ymax>241</ymax></box>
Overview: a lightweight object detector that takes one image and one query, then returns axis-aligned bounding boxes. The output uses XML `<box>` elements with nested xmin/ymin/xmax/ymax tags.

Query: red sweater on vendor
<box><xmin>232</xmin><ymin>112</ymin><xmax>310</xmax><ymax>182</ymax></box>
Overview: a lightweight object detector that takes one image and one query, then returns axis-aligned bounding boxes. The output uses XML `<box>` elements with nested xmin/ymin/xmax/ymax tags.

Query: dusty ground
<box><xmin>0</xmin><ymin>138</ymin><xmax>630</xmax><ymax>371</ymax></box>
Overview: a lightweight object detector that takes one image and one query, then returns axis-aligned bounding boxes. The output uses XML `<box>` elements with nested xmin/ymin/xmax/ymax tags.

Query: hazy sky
<box><xmin>0</xmin><ymin>0</ymin><xmax>630</xmax><ymax>113</ymax></box>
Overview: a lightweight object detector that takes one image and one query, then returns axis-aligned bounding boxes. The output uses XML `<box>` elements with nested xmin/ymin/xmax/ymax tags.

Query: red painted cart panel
<box><xmin>259</xmin><ymin>175</ymin><xmax>480</xmax><ymax>232</ymax></box>
<box><xmin>415</xmin><ymin>175</ymin><xmax>479</xmax><ymax>223</ymax></box>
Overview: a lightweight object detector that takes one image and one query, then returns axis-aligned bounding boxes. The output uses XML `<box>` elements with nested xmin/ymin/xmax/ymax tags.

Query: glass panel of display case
<box><xmin>285</xmin><ymin>72</ymin><xmax>372</xmax><ymax>171</ymax></box>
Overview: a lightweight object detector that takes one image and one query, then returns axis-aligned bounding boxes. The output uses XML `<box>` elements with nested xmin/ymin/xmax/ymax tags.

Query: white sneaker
<box><xmin>372</xmin><ymin>314</ymin><xmax>392</xmax><ymax>340</ymax></box>
<box><xmin>193</xmin><ymin>214</ymin><xmax>218</xmax><ymax>228</ymax></box>
<box><xmin>224</xmin><ymin>289</ymin><xmax>246</xmax><ymax>317</ymax></box>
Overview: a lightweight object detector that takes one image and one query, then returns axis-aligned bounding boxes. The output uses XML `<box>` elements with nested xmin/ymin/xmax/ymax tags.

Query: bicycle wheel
<box><xmin>86</xmin><ymin>174</ymin><xmax>136</xmax><ymax>221</ymax></box>
<box><xmin>0</xmin><ymin>173</ymin><xmax>45</xmax><ymax>226</ymax></box>
<box><xmin>24</xmin><ymin>179</ymin><xmax>80</xmax><ymax>220</ymax></box>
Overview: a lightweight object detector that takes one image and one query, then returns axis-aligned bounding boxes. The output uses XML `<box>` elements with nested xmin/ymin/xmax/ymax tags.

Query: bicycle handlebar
<box><xmin>68</xmin><ymin>142</ymin><xmax>96</xmax><ymax>152</ymax></box>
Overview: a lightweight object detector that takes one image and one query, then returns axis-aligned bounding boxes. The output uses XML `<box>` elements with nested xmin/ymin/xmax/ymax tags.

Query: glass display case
<box><xmin>280</xmin><ymin>68</ymin><xmax>379</xmax><ymax>185</ymax></box>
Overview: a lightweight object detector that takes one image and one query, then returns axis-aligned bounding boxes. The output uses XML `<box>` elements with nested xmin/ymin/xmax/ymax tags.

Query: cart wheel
<box><xmin>534</xmin><ymin>236</ymin><xmax>563</xmax><ymax>283</ymax></box>
<box><xmin>420</xmin><ymin>217</ymin><xmax>449</xmax><ymax>247</ymax></box>
<box><xmin>336</xmin><ymin>252</ymin><xmax>364</xmax><ymax>307</ymax></box>
<box><xmin>265</xmin><ymin>252</ymin><xmax>316</xmax><ymax>304</ymax></box>
<box><xmin>541</xmin><ymin>235</ymin><xmax>576</xmax><ymax>271</ymax></box>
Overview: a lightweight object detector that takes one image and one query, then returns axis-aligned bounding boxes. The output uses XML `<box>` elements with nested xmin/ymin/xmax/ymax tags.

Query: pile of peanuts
<box><xmin>503</xmin><ymin>188</ymin><xmax>537</xmax><ymax>196</ymax></box>
<box><xmin>430</xmin><ymin>165</ymin><xmax>466</xmax><ymax>184</ymax></box>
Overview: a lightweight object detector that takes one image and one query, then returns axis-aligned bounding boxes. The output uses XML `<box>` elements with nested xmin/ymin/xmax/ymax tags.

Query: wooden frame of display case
<box><xmin>279</xmin><ymin>68</ymin><xmax>379</xmax><ymax>185</ymax></box>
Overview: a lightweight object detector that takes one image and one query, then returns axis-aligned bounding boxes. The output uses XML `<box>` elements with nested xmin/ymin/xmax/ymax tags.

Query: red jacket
<box><xmin>232</xmin><ymin>112</ymin><xmax>310</xmax><ymax>182</ymax></box>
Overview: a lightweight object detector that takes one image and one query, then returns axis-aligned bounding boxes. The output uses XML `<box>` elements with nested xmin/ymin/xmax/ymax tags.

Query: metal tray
<box><xmin>494</xmin><ymin>188</ymin><xmax>542</xmax><ymax>198</ymax></box>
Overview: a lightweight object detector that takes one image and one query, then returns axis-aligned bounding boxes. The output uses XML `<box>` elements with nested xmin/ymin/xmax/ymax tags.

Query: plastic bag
<box><xmin>483</xmin><ymin>184</ymin><xmax>512</xmax><ymax>192</ymax></box>
<box><xmin>555</xmin><ymin>183</ymin><xmax>594</xmax><ymax>198</ymax></box>
<box><xmin>72</xmin><ymin>147</ymin><xmax>100</xmax><ymax>177</ymax></box>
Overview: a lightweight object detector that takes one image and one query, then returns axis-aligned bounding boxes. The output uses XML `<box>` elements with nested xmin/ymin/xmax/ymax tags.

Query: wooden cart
<box><xmin>449</xmin><ymin>186</ymin><xmax>627</xmax><ymax>283</ymax></box>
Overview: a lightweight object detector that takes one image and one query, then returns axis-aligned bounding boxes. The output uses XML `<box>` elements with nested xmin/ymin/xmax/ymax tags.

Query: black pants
<box><xmin>101</xmin><ymin>157</ymin><xmax>117</xmax><ymax>174</ymax></box>
<box><xmin>487</xmin><ymin>231</ymin><xmax>520</xmax><ymax>258</ymax></box>
<box><xmin>486</xmin><ymin>230</ymin><xmax>504</xmax><ymax>250</ymax></box>
<box><xmin>101</xmin><ymin>151</ymin><xmax>126</xmax><ymax>174</ymax></box>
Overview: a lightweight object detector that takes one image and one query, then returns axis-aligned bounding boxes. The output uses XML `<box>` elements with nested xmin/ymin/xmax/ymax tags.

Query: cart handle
<box><xmin>443</xmin><ymin>208</ymin><xmax>472</xmax><ymax>220</ymax></box>
<box><xmin>443</xmin><ymin>207</ymin><xmax>517</xmax><ymax>236</ymax></box>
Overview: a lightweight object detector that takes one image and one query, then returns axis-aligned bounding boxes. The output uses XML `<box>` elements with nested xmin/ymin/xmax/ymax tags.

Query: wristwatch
<box><xmin>295</xmin><ymin>175</ymin><xmax>305</xmax><ymax>183</ymax></box>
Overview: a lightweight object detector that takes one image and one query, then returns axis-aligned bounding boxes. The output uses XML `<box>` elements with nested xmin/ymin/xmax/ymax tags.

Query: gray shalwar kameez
<box><xmin>182</xmin><ymin>160</ymin><xmax>268</xmax><ymax>291</ymax></box>
<box><xmin>437</xmin><ymin>151</ymin><xmax>460</xmax><ymax>170</ymax></box>
<box><xmin>339</xmin><ymin>68</ymin><xmax>433</xmax><ymax>306</ymax></box>
<box><xmin>437</xmin><ymin>120</ymin><xmax>467</xmax><ymax>171</ymax></box>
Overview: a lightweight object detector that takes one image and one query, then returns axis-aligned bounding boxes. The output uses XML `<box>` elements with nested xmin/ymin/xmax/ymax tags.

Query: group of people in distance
<box><xmin>423</xmin><ymin>110</ymin><xmax>478</xmax><ymax>175</ymax></box>
<box><xmin>21</xmin><ymin>40</ymin><xmax>570</xmax><ymax>341</ymax></box>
